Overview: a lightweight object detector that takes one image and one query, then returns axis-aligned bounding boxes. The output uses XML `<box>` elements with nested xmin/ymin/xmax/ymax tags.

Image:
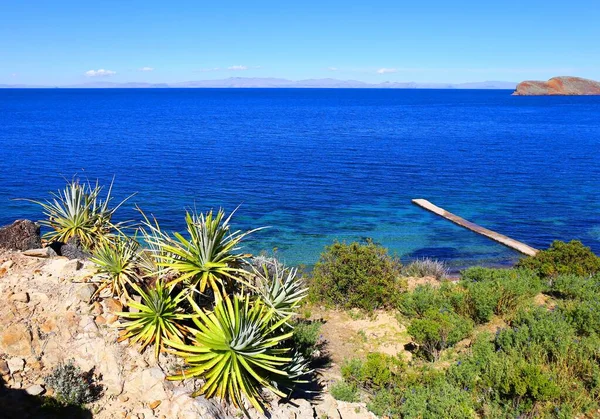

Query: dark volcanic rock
<box><xmin>61</xmin><ymin>237</ymin><xmax>91</xmax><ymax>260</ymax></box>
<box><xmin>48</xmin><ymin>236</ymin><xmax>90</xmax><ymax>260</ymax></box>
<box><xmin>513</xmin><ymin>76</ymin><xmax>600</xmax><ymax>96</ymax></box>
<box><xmin>0</xmin><ymin>220</ymin><xmax>42</xmax><ymax>251</ymax></box>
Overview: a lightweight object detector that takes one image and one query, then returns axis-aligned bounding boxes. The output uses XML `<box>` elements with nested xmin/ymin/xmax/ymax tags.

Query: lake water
<box><xmin>1</xmin><ymin>88</ymin><xmax>599</xmax><ymax>270</ymax></box>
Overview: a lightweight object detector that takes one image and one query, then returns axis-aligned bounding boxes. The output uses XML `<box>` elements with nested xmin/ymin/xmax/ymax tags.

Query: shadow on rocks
<box><xmin>0</xmin><ymin>375</ymin><xmax>93</xmax><ymax>419</ymax></box>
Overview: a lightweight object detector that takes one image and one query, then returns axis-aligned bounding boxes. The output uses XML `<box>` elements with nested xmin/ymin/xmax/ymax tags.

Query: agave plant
<box><xmin>166</xmin><ymin>294</ymin><xmax>293</xmax><ymax>413</ymax></box>
<box><xmin>117</xmin><ymin>281</ymin><xmax>191</xmax><ymax>359</ymax></box>
<box><xmin>91</xmin><ymin>235</ymin><xmax>141</xmax><ymax>298</ymax></box>
<box><xmin>23</xmin><ymin>178</ymin><xmax>132</xmax><ymax>251</ymax></box>
<box><xmin>146</xmin><ymin>209</ymin><xmax>261</xmax><ymax>295</ymax></box>
<box><xmin>254</xmin><ymin>262</ymin><xmax>308</xmax><ymax>320</ymax></box>
<box><xmin>136</xmin><ymin>209</ymin><xmax>174</xmax><ymax>279</ymax></box>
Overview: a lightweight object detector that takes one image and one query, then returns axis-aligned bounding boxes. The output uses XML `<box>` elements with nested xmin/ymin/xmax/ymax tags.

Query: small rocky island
<box><xmin>513</xmin><ymin>76</ymin><xmax>600</xmax><ymax>96</ymax></box>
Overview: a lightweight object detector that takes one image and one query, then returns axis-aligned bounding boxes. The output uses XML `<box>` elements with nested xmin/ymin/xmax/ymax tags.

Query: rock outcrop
<box><xmin>513</xmin><ymin>76</ymin><xmax>600</xmax><ymax>96</ymax></box>
<box><xmin>0</xmin><ymin>249</ymin><xmax>374</xmax><ymax>419</ymax></box>
<box><xmin>0</xmin><ymin>220</ymin><xmax>41</xmax><ymax>251</ymax></box>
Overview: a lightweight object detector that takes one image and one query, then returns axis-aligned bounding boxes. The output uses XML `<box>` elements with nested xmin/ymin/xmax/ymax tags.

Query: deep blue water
<box><xmin>1</xmin><ymin>88</ymin><xmax>599</xmax><ymax>270</ymax></box>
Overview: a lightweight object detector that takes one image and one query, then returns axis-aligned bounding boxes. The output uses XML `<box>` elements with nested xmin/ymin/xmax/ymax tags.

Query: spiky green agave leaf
<box><xmin>253</xmin><ymin>261</ymin><xmax>308</xmax><ymax>320</ymax></box>
<box><xmin>166</xmin><ymin>294</ymin><xmax>293</xmax><ymax>413</ymax></box>
<box><xmin>91</xmin><ymin>235</ymin><xmax>141</xmax><ymax>299</ymax></box>
<box><xmin>144</xmin><ymin>208</ymin><xmax>262</xmax><ymax>296</ymax></box>
<box><xmin>21</xmin><ymin>178</ymin><xmax>133</xmax><ymax>250</ymax></box>
<box><xmin>117</xmin><ymin>281</ymin><xmax>191</xmax><ymax>359</ymax></box>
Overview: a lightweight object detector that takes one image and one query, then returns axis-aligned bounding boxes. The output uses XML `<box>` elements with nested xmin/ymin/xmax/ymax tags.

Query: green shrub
<box><xmin>560</xmin><ymin>298</ymin><xmax>600</xmax><ymax>337</ymax></box>
<box><xmin>399</xmin><ymin>379</ymin><xmax>476</xmax><ymax>418</ymax></box>
<box><xmin>341</xmin><ymin>352</ymin><xmax>405</xmax><ymax>390</ymax></box>
<box><xmin>516</xmin><ymin>240</ymin><xmax>600</xmax><ymax>278</ymax></box>
<box><xmin>44</xmin><ymin>360</ymin><xmax>101</xmax><ymax>406</ymax></box>
<box><xmin>367</xmin><ymin>388</ymin><xmax>402</xmax><ymax>418</ymax></box>
<box><xmin>397</xmin><ymin>284</ymin><xmax>447</xmax><ymax>318</ymax></box>
<box><xmin>449</xmin><ymin>309</ymin><xmax>600</xmax><ymax>417</ymax></box>
<box><xmin>550</xmin><ymin>274</ymin><xmax>600</xmax><ymax>300</ymax></box>
<box><xmin>460</xmin><ymin>268</ymin><xmax>542</xmax><ymax>323</ymax></box>
<box><xmin>309</xmin><ymin>240</ymin><xmax>405</xmax><ymax>311</ymax></box>
<box><xmin>330</xmin><ymin>380</ymin><xmax>359</xmax><ymax>402</ymax></box>
<box><xmin>292</xmin><ymin>320</ymin><xmax>323</xmax><ymax>359</ymax></box>
<box><xmin>407</xmin><ymin>309</ymin><xmax>473</xmax><ymax>361</ymax></box>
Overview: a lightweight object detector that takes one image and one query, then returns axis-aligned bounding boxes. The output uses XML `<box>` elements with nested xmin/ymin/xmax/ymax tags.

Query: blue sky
<box><xmin>2</xmin><ymin>0</ymin><xmax>599</xmax><ymax>85</ymax></box>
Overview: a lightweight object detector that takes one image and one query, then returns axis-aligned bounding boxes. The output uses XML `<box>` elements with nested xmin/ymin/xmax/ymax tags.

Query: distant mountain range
<box><xmin>0</xmin><ymin>77</ymin><xmax>517</xmax><ymax>89</ymax></box>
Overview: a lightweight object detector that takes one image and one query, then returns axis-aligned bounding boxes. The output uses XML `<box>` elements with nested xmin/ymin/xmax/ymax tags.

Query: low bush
<box><xmin>396</xmin><ymin>284</ymin><xmax>447</xmax><ymax>318</ymax></box>
<box><xmin>330</xmin><ymin>380</ymin><xmax>359</xmax><ymax>402</ymax></box>
<box><xmin>516</xmin><ymin>240</ymin><xmax>600</xmax><ymax>278</ymax></box>
<box><xmin>341</xmin><ymin>352</ymin><xmax>405</xmax><ymax>391</ymax></box>
<box><xmin>461</xmin><ymin>268</ymin><xmax>542</xmax><ymax>323</ymax></box>
<box><xmin>291</xmin><ymin>320</ymin><xmax>323</xmax><ymax>359</ymax></box>
<box><xmin>399</xmin><ymin>379</ymin><xmax>477</xmax><ymax>418</ymax></box>
<box><xmin>449</xmin><ymin>309</ymin><xmax>600</xmax><ymax>417</ymax></box>
<box><xmin>309</xmin><ymin>240</ymin><xmax>405</xmax><ymax>311</ymax></box>
<box><xmin>401</xmin><ymin>258</ymin><xmax>448</xmax><ymax>280</ymax></box>
<box><xmin>407</xmin><ymin>309</ymin><xmax>473</xmax><ymax>361</ymax></box>
<box><xmin>44</xmin><ymin>360</ymin><xmax>101</xmax><ymax>406</ymax></box>
<box><xmin>549</xmin><ymin>274</ymin><xmax>600</xmax><ymax>300</ymax></box>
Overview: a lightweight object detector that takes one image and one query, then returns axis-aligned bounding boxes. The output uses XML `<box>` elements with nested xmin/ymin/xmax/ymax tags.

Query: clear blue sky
<box><xmin>2</xmin><ymin>0</ymin><xmax>599</xmax><ymax>85</ymax></box>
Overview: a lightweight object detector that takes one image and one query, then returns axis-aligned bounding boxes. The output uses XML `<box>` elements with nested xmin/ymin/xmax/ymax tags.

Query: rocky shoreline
<box><xmin>0</xmin><ymin>222</ymin><xmax>375</xmax><ymax>419</ymax></box>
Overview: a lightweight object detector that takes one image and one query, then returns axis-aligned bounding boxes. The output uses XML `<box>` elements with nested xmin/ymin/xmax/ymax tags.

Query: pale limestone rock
<box><xmin>314</xmin><ymin>393</ymin><xmax>341</xmax><ymax>419</ymax></box>
<box><xmin>75</xmin><ymin>283</ymin><xmax>97</xmax><ymax>302</ymax></box>
<box><xmin>161</xmin><ymin>387</ymin><xmax>233</xmax><ymax>419</ymax></box>
<box><xmin>103</xmin><ymin>297</ymin><xmax>124</xmax><ymax>314</ymax></box>
<box><xmin>0</xmin><ymin>323</ymin><xmax>33</xmax><ymax>357</ymax></box>
<box><xmin>123</xmin><ymin>367</ymin><xmax>168</xmax><ymax>403</ymax></box>
<box><xmin>71</xmin><ymin>336</ymin><xmax>125</xmax><ymax>395</ymax></box>
<box><xmin>1</xmin><ymin>260</ymin><xmax>14</xmax><ymax>269</ymax></box>
<box><xmin>26</xmin><ymin>384</ymin><xmax>45</xmax><ymax>395</ymax></box>
<box><xmin>23</xmin><ymin>248</ymin><xmax>52</xmax><ymax>258</ymax></box>
<box><xmin>9</xmin><ymin>292</ymin><xmax>29</xmax><ymax>303</ymax></box>
<box><xmin>336</xmin><ymin>401</ymin><xmax>378</xmax><ymax>419</ymax></box>
<box><xmin>7</xmin><ymin>357</ymin><xmax>25</xmax><ymax>374</ymax></box>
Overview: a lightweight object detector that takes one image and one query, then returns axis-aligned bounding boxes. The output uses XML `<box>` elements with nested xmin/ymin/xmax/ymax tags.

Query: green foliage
<box><xmin>448</xmin><ymin>309</ymin><xmax>600</xmax><ymax>417</ymax></box>
<box><xmin>44</xmin><ymin>360</ymin><xmax>100</xmax><ymax>406</ymax></box>
<box><xmin>399</xmin><ymin>379</ymin><xmax>476</xmax><ymax>419</ymax></box>
<box><xmin>549</xmin><ymin>274</ymin><xmax>600</xmax><ymax>300</ymax></box>
<box><xmin>516</xmin><ymin>240</ymin><xmax>600</xmax><ymax>278</ymax></box>
<box><xmin>117</xmin><ymin>281</ymin><xmax>191</xmax><ymax>359</ymax></box>
<box><xmin>146</xmin><ymin>209</ymin><xmax>259</xmax><ymax>295</ymax></box>
<box><xmin>460</xmin><ymin>268</ymin><xmax>542</xmax><ymax>323</ymax></box>
<box><xmin>408</xmin><ymin>309</ymin><xmax>473</xmax><ymax>361</ymax></box>
<box><xmin>292</xmin><ymin>320</ymin><xmax>322</xmax><ymax>359</ymax></box>
<box><xmin>396</xmin><ymin>284</ymin><xmax>447</xmax><ymax>318</ymax></box>
<box><xmin>91</xmin><ymin>234</ymin><xmax>141</xmax><ymax>298</ymax></box>
<box><xmin>367</xmin><ymin>389</ymin><xmax>402</xmax><ymax>418</ymax></box>
<box><xmin>254</xmin><ymin>261</ymin><xmax>308</xmax><ymax>320</ymax></box>
<box><xmin>309</xmin><ymin>240</ymin><xmax>405</xmax><ymax>311</ymax></box>
<box><xmin>25</xmin><ymin>179</ymin><xmax>131</xmax><ymax>251</ymax></box>
<box><xmin>330</xmin><ymin>380</ymin><xmax>359</xmax><ymax>402</ymax></box>
<box><xmin>341</xmin><ymin>352</ymin><xmax>405</xmax><ymax>390</ymax></box>
<box><xmin>402</xmin><ymin>258</ymin><xmax>448</xmax><ymax>280</ymax></box>
<box><xmin>166</xmin><ymin>294</ymin><xmax>294</xmax><ymax>413</ymax></box>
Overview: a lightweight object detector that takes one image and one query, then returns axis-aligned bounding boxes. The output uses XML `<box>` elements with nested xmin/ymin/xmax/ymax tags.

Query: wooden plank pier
<box><xmin>412</xmin><ymin>199</ymin><xmax>539</xmax><ymax>257</ymax></box>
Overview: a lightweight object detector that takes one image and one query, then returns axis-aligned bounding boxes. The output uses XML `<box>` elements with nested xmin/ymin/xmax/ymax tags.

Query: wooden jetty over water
<box><xmin>412</xmin><ymin>199</ymin><xmax>539</xmax><ymax>257</ymax></box>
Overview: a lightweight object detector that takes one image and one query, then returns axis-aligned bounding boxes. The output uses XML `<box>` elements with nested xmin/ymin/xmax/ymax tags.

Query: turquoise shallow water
<box><xmin>0</xmin><ymin>88</ymin><xmax>599</xmax><ymax>270</ymax></box>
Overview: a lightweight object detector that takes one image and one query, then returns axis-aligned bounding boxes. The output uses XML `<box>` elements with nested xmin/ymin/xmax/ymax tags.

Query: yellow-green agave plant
<box><xmin>117</xmin><ymin>281</ymin><xmax>192</xmax><ymax>359</ymax></box>
<box><xmin>91</xmin><ymin>235</ymin><xmax>141</xmax><ymax>299</ymax></box>
<box><xmin>144</xmin><ymin>208</ymin><xmax>262</xmax><ymax>296</ymax></box>
<box><xmin>166</xmin><ymin>294</ymin><xmax>292</xmax><ymax>413</ymax></box>
<box><xmin>23</xmin><ymin>178</ymin><xmax>132</xmax><ymax>251</ymax></box>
